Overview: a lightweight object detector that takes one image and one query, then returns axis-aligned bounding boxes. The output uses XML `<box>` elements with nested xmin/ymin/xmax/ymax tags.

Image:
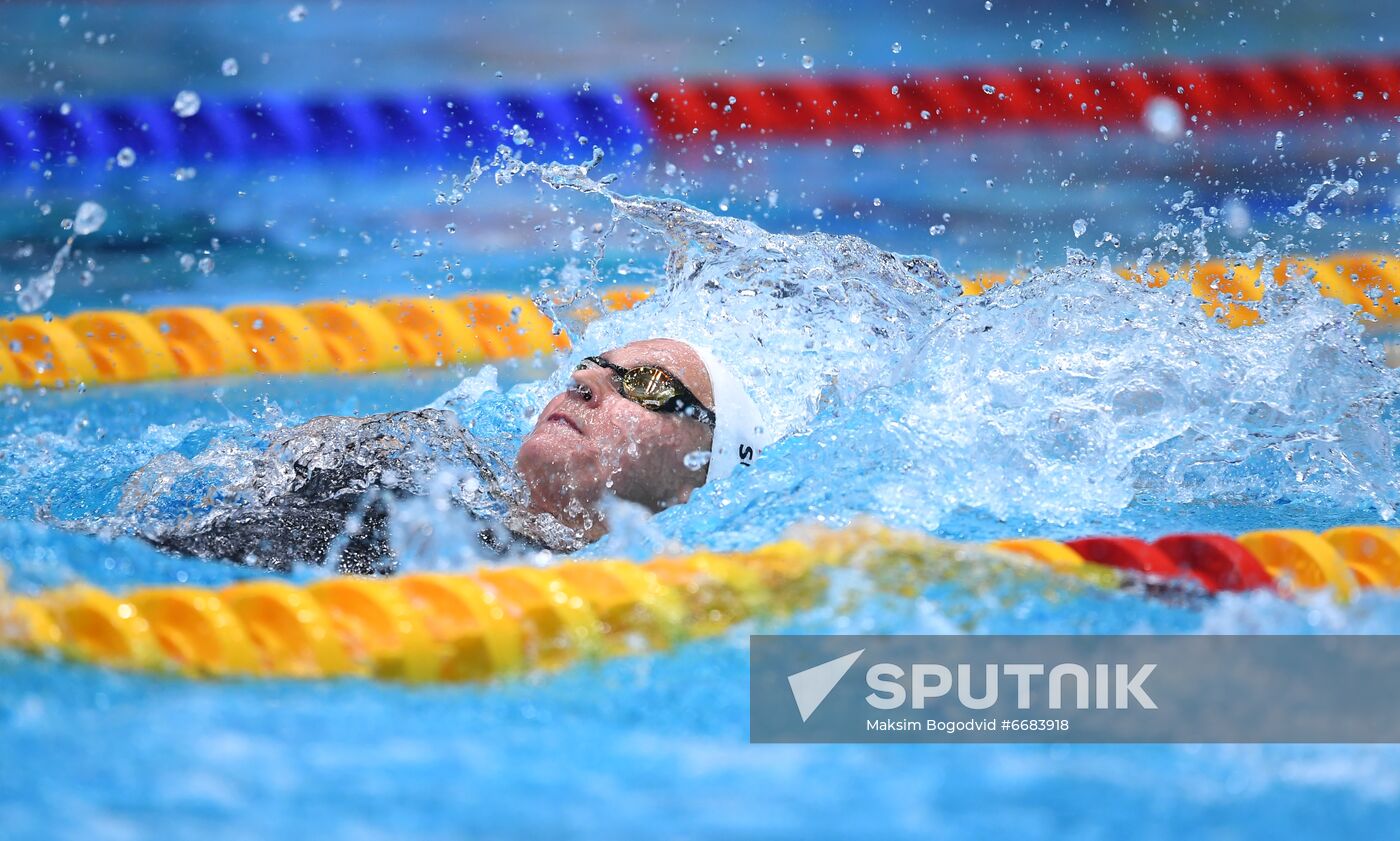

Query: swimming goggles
<box><xmin>577</xmin><ymin>356</ymin><xmax>717</xmax><ymax>428</ymax></box>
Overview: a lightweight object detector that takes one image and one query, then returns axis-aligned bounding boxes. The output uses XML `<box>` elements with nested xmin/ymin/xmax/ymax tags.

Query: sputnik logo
<box><xmin>787</xmin><ymin>649</ymin><xmax>864</xmax><ymax>722</ymax></box>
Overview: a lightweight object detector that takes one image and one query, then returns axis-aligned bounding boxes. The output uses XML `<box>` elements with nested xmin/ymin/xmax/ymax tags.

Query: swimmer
<box><xmin>117</xmin><ymin>338</ymin><xmax>771</xmax><ymax>572</ymax></box>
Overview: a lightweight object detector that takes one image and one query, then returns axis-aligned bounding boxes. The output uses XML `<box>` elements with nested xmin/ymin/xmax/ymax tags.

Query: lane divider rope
<box><xmin>2</xmin><ymin>88</ymin><xmax>647</xmax><ymax>169</ymax></box>
<box><xmin>2</xmin><ymin>252</ymin><xmax>1396</xmax><ymax>389</ymax></box>
<box><xmin>0</xmin><ymin>290</ymin><xmax>588</xmax><ymax>388</ymax></box>
<box><xmin>647</xmin><ymin>57</ymin><xmax>1400</xmax><ymax>140</ymax></box>
<box><xmin>2</xmin><ymin>522</ymin><xmax>1397</xmax><ymax>682</ymax></box>
<box><xmin>5</xmin><ymin>56</ymin><xmax>1397</xmax><ymax>169</ymax></box>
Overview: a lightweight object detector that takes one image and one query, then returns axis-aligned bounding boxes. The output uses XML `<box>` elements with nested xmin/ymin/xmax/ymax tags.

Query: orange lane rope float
<box><xmin>0</xmin><ymin>291</ymin><xmax>580</xmax><ymax>389</ymax></box>
<box><xmin>2</xmin><ymin>523</ymin><xmax>1395</xmax><ymax>683</ymax></box>
<box><xmin>2</xmin><ymin>252</ymin><xmax>1398</xmax><ymax>390</ymax></box>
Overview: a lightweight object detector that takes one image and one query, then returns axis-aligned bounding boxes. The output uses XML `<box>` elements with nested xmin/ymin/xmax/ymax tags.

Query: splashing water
<box><xmin>14</xmin><ymin>201</ymin><xmax>107</xmax><ymax>312</ymax></box>
<box><xmin>433</xmin><ymin>156</ymin><xmax>1400</xmax><ymax>555</ymax></box>
<box><xmin>7</xmin><ymin>152</ymin><xmax>1399</xmax><ymax>571</ymax></box>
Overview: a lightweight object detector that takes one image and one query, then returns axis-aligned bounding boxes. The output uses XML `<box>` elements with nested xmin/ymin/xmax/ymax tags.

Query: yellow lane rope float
<box><xmin>2</xmin><ymin>253</ymin><xmax>1397</xmax><ymax>389</ymax></box>
<box><xmin>2</xmin><ymin>523</ymin><xmax>1396</xmax><ymax>683</ymax></box>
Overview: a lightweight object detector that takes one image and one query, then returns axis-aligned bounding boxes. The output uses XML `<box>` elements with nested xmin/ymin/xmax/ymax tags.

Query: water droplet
<box><xmin>221</xmin><ymin>58</ymin><xmax>239</xmax><ymax>77</ymax></box>
<box><xmin>288</xmin><ymin>4</ymin><xmax>307</xmax><ymax>22</ymax></box>
<box><xmin>919</xmin><ymin>110</ymin><xmax>930</xmax><ymax>120</ymax></box>
<box><xmin>801</xmin><ymin>55</ymin><xmax>814</xmax><ymax>70</ymax></box>
<box><xmin>197</xmin><ymin>256</ymin><xmax>215</xmax><ymax>275</ymax></box>
<box><xmin>756</xmin><ymin>55</ymin><xmax>765</xmax><ymax>68</ymax></box>
<box><xmin>171</xmin><ymin>90</ymin><xmax>201</xmax><ymax>118</ymax></box>
<box><xmin>1072</xmin><ymin>218</ymin><xmax>1087</xmax><ymax>238</ymax></box>
<box><xmin>1354</xmin><ymin>90</ymin><xmax>1365</xmax><ymax>101</ymax></box>
<box><xmin>1031</xmin><ymin>38</ymin><xmax>1044</xmax><ymax>50</ymax></box>
<box><xmin>116</xmin><ymin>147</ymin><xmax>136</xmax><ymax>167</ymax></box>
<box><xmin>1143</xmin><ymin>96</ymin><xmax>1184</xmax><ymax>142</ymax></box>
<box><xmin>1275</xmin><ymin>130</ymin><xmax>1285</xmax><ymax>151</ymax></box>
<box><xmin>812</xmin><ymin>208</ymin><xmax>824</xmax><ymax>220</ymax></box>
<box><xmin>928</xmin><ymin>224</ymin><xmax>946</xmax><ymax>236</ymax></box>
<box><xmin>984</xmin><ymin>0</ymin><xmax>992</xmax><ymax>9</ymax></box>
<box><xmin>891</xmin><ymin>85</ymin><xmax>899</xmax><ymax>96</ymax></box>
<box><xmin>73</xmin><ymin>201</ymin><xmax>106</xmax><ymax>236</ymax></box>
<box><xmin>982</xmin><ymin>84</ymin><xmax>996</xmax><ymax>95</ymax></box>
<box><xmin>891</xmin><ymin>42</ymin><xmax>902</xmax><ymax>54</ymax></box>
<box><xmin>683</xmin><ymin>450</ymin><xmax>712</xmax><ymax>471</ymax></box>
<box><xmin>1222</xmin><ymin>197</ymin><xmax>1251</xmax><ymax>238</ymax></box>
<box><xmin>1305</xmin><ymin>212</ymin><xmax>1325</xmax><ymax>230</ymax></box>
<box><xmin>851</xmin><ymin>144</ymin><xmax>864</xmax><ymax>158</ymax></box>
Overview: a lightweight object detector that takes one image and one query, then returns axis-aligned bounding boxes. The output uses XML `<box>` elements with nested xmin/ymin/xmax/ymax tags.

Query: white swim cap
<box><xmin>681</xmin><ymin>342</ymin><xmax>775</xmax><ymax>482</ymax></box>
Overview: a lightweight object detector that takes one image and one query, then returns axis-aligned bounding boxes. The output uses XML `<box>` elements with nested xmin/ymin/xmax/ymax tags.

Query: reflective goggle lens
<box><xmin>621</xmin><ymin>366</ymin><xmax>678</xmax><ymax>408</ymax></box>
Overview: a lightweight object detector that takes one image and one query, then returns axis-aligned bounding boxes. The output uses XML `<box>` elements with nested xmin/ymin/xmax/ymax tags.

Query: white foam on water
<box><xmin>436</xmin><ymin>154</ymin><xmax>1400</xmax><ymax>553</ymax></box>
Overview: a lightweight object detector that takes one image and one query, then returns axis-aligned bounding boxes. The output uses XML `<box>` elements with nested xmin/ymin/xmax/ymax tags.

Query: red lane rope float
<box><xmin>643</xmin><ymin>56</ymin><xmax>1400</xmax><ymax>141</ymax></box>
<box><xmin>1152</xmin><ymin>533</ymin><xmax>1276</xmax><ymax>594</ymax></box>
<box><xmin>1063</xmin><ymin>537</ymin><xmax>1203</xmax><ymax>586</ymax></box>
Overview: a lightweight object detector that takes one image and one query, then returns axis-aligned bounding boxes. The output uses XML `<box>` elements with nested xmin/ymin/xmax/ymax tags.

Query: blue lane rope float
<box><xmin>2</xmin><ymin>87</ymin><xmax>648</xmax><ymax>169</ymax></box>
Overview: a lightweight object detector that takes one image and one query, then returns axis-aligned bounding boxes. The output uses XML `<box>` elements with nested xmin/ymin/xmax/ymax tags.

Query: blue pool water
<box><xmin>6</xmin><ymin>2</ymin><xmax>1400</xmax><ymax>838</ymax></box>
<box><xmin>4</xmin><ymin>154</ymin><xmax>1400</xmax><ymax>839</ymax></box>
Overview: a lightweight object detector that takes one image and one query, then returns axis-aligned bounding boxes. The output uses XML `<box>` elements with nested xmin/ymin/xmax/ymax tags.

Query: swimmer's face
<box><xmin>515</xmin><ymin>338</ymin><xmax>716</xmax><ymax>539</ymax></box>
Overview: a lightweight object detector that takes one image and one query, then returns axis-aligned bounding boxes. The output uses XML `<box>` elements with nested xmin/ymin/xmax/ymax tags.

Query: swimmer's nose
<box><xmin>569</xmin><ymin>363</ymin><xmax>614</xmax><ymax>404</ymax></box>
